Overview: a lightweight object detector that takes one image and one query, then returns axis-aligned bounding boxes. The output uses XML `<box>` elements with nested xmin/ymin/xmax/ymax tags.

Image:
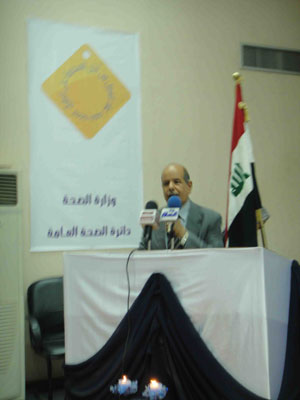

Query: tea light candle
<box><xmin>118</xmin><ymin>375</ymin><xmax>131</xmax><ymax>395</ymax></box>
<box><xmin>149</xmin><ymin>379</ymin><xmax>162</xmax><ymax>394</ymax></box>
<box><xmin>110</xmin><ymin>375</ymin><xmax>138</xmax><ymax>396</ymax></box>
<box><xmin>143</xmin><ymin>379</ymin><xmax>168</xmax><ymax>399</ymax></box>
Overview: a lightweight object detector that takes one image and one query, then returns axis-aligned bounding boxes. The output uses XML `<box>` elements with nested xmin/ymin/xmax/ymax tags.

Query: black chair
<box><xmin>27</xmin><ymin>277</ymin><xmax>65</xmax><ymax>400</ymax></box>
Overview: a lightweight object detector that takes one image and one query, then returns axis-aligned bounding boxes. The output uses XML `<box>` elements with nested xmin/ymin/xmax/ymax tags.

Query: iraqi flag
<box><xmin>224</xmin><ymin>81</ymin><xmax>262</xmax><ymax>247</ymax></box>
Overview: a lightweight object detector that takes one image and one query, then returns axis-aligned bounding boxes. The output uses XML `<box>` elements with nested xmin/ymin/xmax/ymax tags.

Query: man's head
<box><xmin>161</xmin><ymin>163</ymin><xmax>192</xmax><ymax>205</ymax></box>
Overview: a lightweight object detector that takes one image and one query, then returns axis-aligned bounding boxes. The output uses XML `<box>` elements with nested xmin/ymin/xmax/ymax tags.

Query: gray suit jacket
<box><xmin>139</xmin><ymin>200</ymin><xmax>223</xmax><ymax>250</ymax></box>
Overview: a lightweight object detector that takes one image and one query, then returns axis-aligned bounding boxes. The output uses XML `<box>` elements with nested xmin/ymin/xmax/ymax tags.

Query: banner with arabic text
<box><xmin>28</xmin><ymin>19</ymin><xmax>143</xmax><ymax>251</ymax></box>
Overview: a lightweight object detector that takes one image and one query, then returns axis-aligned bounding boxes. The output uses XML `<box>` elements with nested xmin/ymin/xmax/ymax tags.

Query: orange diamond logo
<box><xmin>42</xmin><ymin>44</ymin><xmax>131</xmax><ymax>139</ymax></box>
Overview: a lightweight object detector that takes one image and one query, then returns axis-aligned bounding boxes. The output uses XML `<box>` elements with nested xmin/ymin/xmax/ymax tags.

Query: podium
<box><xmin>63</xmin><ymin>248</ymin><xmax>292</xmax><ymax>400</ymax></box>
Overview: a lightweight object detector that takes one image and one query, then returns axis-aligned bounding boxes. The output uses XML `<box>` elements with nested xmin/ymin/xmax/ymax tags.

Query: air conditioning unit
<box><xmin>0</xmin><ymin>170</ymin><xmax>25</xmax><ymax>400</ymax></box>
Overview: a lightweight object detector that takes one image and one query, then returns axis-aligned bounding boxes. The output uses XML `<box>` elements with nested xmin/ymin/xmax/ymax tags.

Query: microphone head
<box><xmin>140</xmin><ymin>201</ymin><xmax>159</xmax><ymax>227</ymax></box>
<box><xmin>167</xmin><ymin>195</ymin><xmax>182</xmax><ymax>208</ymax></box>
<box><xmin>160</xmin><ymin>196</ymin><xmax>181</xmax><ymax>223</ymax></box>
<box><xmin>145</xmin><ymin>200</ymin><xmax>158</xmax><ymax>210</ymax></box>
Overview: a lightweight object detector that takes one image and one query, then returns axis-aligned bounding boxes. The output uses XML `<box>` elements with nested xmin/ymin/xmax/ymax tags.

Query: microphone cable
<box><xmin>121</xmin><ymin>248</ymin><xmax>138</xmax><ymax>378</ymax></box>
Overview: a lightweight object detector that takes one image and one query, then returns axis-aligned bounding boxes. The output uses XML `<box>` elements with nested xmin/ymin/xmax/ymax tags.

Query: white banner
<box><xmin>28</xmin><ymin>19</ymin><xmax>143</xmax><ymax>251</ymax></box>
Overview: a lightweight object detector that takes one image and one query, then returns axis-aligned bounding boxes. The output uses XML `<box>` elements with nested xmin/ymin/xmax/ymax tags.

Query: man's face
<box><xmin>161</xmin><ymin>164</ymin><xmax>192</xmax><ymax>205</ymax></box>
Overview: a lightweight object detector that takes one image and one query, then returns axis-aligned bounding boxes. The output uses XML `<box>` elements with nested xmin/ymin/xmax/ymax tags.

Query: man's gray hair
<box><xmin>161</xmin><ymin>163</ymin><xmax>191</xmax><ymax>183</ymax></box>
<box><xmin>183</xmin><ymin>167</ymin><xmax>190</xmax><ymax>183</ymax></box>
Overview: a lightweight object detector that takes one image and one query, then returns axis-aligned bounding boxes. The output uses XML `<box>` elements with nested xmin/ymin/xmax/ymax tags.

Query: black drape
<box><xmin>64</xmin><ymin>261</ymin><xmax>300</xmax><ymax>400</ymax></box>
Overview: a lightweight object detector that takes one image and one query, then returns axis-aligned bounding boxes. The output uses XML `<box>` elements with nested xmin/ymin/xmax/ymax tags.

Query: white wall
<box><xmin>0</xmin><ymin>0</ymin><xmax>300</xmax><ymax>381</ymax></box>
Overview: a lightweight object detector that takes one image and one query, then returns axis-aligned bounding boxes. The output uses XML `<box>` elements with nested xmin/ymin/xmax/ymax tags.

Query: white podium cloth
<box><xmin>63</xmin><ymin>248</ymin><xmax>291</xmax><ymax>399</ymax></box>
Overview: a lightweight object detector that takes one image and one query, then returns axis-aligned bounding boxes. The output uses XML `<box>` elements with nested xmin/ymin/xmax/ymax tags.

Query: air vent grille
<box><xmin>242</xmin><ymin>44</ymin><xmax>300</xmax><ymax>75</ymax></box>
<box><xmin>0</xmin><ymin>303</ymin><xmax>17</xmax><ymax>374</ymax></box>
<box><xmin>0</xmin><ymin>174</ymin><xmax>17</xmax><ymax>206</ymax></box>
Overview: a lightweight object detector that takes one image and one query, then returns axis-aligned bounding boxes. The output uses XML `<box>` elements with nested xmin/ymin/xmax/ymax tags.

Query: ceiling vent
<box><xmin>242</xmin><ymin>44</ymin><xmax>300</xmax><ymax>75</ymax></box>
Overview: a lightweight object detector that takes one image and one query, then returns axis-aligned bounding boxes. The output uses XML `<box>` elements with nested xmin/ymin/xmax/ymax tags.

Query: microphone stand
<box><xmin>143</xmin><ymin>226</ymin><xmax>153</xmax><ymax>251</ymax></box>
<box><xmin>170</xmin><ymin>237</ymin><xmax>174</xmax><ymax>250</ymax></box>
<box><xmin>167</xmin><ymin>223</ymin><xmax>175</xmax><ymax>250</ymax></box>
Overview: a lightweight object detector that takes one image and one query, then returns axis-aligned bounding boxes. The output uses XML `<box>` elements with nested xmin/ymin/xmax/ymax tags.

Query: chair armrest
<box><xmin>29</xmin><ymin>316</ymin><xmax>42</xmax><ymax>349</ymax></box>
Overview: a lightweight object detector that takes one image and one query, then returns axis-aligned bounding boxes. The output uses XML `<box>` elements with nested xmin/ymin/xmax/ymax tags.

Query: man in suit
<box><xmin>139</xmin><ymin>163</ymin><xmax>224</xmax><ymax>249</ymax></box>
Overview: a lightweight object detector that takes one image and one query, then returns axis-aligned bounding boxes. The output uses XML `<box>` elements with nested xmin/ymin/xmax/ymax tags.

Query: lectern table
<box><xmin>63</xmin><ymin>248</ymin><xmax>291</xmax><ymax>400</ymax></box>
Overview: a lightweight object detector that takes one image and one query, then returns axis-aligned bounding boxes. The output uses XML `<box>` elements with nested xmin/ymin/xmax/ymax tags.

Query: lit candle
<box><xmin>150</xmin><ymin>380</ymin><xmax>160</xmax><ymax>389</ymax></box>
<box><xmin>149</xmin><ymin>379</ymin><xmax>162</xmax><ymax>397</ymax></box>
<box><xmin>118</xmin><ymin>375</ymin><xmax>131</xmax><ymax>395</ymax></box>
<box><xmin>110</xmin><ymin>375</ymin><xmax>138</xmax><ymax>396</ymax></box>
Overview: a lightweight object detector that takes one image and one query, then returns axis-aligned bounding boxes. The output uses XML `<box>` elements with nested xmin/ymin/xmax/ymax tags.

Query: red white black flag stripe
<box><xmin>225</xmin><ymin>81</ymin><xmax>262</xmax><ymax>247</ymax></box>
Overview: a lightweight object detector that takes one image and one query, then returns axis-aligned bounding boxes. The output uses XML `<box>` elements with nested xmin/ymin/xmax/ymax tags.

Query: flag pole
<box><xmin>256</xmin><ymin>209</ymin><xmax>268</xmax><ymax>248</ymax></box>
<box><xmin>232</xmin><ymin>72</ymin><xmax>268</xmax><ymax>249</ymax></box>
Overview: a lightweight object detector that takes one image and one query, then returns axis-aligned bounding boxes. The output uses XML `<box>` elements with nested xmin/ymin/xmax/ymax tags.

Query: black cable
<box><xmin>121</xmin><ymin>248</ymin><xmax>138</xmax><ymax>377</ymax></box>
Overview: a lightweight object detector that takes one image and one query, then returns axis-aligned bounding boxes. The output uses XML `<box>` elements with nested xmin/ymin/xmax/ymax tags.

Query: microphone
<box><xmin>139</xmin><ymin>201</ymin><xmax>159</xmax><ymax>250</ymax></box>
<box><xmin>160</xmin><ymin>196</ymin><xmax>182</xmax><ymax>249</ymax></box>
<box><xmin>167</xmin><ymin>195</ymin><xmax>182</xmax><ymax>209</ymax></box>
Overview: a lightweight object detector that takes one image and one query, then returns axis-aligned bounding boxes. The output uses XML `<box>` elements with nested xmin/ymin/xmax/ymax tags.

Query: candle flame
<box><xmin>150</xmin><ymin>379</ymin><xmax>158</xmax><ymax>388</ymax></box>
<box><xmin>122</xmin><ymin>375</ymin><xmax>127</xmax><ymax>383</ymax></box>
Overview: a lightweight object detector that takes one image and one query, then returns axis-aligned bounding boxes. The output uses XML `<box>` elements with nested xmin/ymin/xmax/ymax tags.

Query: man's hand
<box><xmin>172</xmin><ymin>219</ymin><xmax>186</xmax><ymax>239</ymax></box>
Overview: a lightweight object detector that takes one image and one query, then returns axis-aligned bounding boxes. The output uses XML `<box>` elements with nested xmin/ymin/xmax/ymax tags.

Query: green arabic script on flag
<box><xmin>230</xmin><ymin>163</ymin><xmax>250</xmax><ymax>197</ymax></box>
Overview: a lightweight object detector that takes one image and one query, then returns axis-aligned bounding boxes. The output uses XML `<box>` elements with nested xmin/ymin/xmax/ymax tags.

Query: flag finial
<box><xmin>232</xmin><ymin>72</ymin><xmax>242</xmax><ymax>83</ymax></box>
